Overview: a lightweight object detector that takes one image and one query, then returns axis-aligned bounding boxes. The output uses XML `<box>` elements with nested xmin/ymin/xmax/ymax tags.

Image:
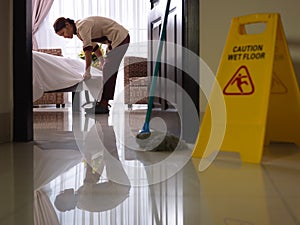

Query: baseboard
<box><xmin>0</xmin><ymin>112</ymin><xmax>11</xmax><ymax>143</ymax></box>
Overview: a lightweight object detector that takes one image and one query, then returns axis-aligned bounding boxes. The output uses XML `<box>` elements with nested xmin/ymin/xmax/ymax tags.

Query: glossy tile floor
<box><xmin>1</xmin><ymin>104</ymin><xmax>300</xmax><ymax>225</ymax></box>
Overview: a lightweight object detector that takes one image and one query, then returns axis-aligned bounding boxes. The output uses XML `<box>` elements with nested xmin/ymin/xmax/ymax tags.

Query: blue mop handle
<box><xmin>144</xmin><ymin>0</ymin><xmax>171</xmax><ymax>125</ymax></box>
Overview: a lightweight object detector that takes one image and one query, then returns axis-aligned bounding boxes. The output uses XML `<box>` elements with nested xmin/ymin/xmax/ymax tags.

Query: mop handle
<box><xmin>145</xmin><ymin>0</ymin><xmax>171</xmax><ymax>124</ymax></box>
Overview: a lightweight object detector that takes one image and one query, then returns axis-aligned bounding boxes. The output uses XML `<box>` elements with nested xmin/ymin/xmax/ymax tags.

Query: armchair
<box><xmin>124</xmin><ymin>56</ymin><xmax>149</xmax><ymax>107</ymax></box>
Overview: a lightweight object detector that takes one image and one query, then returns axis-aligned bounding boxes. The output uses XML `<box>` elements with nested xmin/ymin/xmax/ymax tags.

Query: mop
<box><xmin>136</xmin><ymin>0</ymin><xmax>186</xmax><ymax>152</ymax></box>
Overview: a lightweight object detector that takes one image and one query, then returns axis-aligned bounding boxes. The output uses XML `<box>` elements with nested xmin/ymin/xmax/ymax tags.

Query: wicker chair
<box><xmin>33</xmin><ymin>49</ymin><xmax>68</xmax><ymax>108</ymax></box>
<box><xmin>124</xmin><ymin>56</ymin><xmax>149</xmax><ymax>107</ymax></box>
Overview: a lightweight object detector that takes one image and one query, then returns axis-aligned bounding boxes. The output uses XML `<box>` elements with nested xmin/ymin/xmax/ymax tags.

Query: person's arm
<box><xmin>83</xmin><ymin>49</ymin><xmax>93</xmax><ymax>80</ymax></box>
<box><xmin>77</xmin><ymin>21</ymin><xmax>94</xmax><ymax>78</ymax></box>
<box><xmin>94</xmin><ymin>47</ymin><xmax>104</xmax><ymax>70</ymax></box>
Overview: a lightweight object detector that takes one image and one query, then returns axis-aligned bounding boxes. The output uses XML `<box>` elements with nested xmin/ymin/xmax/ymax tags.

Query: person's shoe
<box><xmin>85</xmin><ymin>103</ymin><xmax>109</xmax><ymax>114</ymax></box>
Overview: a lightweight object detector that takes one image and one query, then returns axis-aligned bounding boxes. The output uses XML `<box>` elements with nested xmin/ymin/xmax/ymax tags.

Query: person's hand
<box><xmin>98</xmin><ymin>61</ymin><xmax>103</xmax><ymax>71</ymax></box>
<box><xmin>83</xmin><ymin>70</ymin><xmax>91</xmax><ymax>80</ymax></box>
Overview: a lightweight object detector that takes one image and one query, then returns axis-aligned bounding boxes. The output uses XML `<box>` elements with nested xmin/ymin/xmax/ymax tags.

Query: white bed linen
<box><xmin>32</xmin><ymin>51</ymin><xmax>103</xmax><ymax>102</ymax></box>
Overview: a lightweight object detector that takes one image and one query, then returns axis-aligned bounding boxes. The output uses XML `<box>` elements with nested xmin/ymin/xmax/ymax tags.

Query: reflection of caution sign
<box><xmin>223</xmin><ymin>65</ymin><xmax>254</xmax><ymax>95</ymax></box>
<box><xmin>193</xmin><ymin>13</ymin><xmax>300</xmax><ymax>164</ymax></box>
<box><xmin>271</xmin><ymin>72</ymin><xmax>288</xmax><ymax>94</ymax></box>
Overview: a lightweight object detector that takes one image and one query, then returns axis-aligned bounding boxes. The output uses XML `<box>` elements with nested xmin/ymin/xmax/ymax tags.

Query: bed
<box><xmin>32</xmin><ymin>50</ymin><xmax>103</xmax><ymax>105</ymax></box>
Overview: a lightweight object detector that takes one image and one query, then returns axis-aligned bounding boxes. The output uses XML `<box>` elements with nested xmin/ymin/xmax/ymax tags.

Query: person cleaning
<box><xmin>53</xmin><ymin>16</ymin><xmax>130</xmax><ymax>114</ymax></box>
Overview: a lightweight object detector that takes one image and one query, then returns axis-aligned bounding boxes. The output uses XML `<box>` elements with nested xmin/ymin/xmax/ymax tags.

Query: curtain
<box><xmin>35</xmin><ymin>0</ymin><xmax>150</xmax><ymax>58</ymax></box>
<box><xmin>32</xmin><ymin>0</ymin><xmax>54</xmax><ymax>50</ymax></box>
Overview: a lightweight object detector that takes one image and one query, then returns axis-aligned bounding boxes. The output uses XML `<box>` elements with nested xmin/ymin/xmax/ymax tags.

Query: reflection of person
<box><xmin>54</xmin><ymin>115</ymin><xmax>131</xmax><ymax>212</ymax></box>
<box><xmin>53</xmin><ymin>16</ymin><xmax>130</xmax><ymax>114</ymax></box>
<box><xmin>54</xmin><ymin>160</ymin><xmax>130</xmax><ymax>212</ymax></box>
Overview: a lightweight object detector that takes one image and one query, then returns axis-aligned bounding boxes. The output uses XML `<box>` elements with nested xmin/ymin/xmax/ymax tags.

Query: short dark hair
<box><xmin>53</xmin><ymin>17</ymin><xmax>75</xmax><ymax>33</ymax></box>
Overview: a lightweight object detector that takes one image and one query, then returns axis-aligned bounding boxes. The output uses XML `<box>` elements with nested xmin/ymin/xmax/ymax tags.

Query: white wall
<box><xmin>199</xmin><ymin>0</ymin><xmax>300</xmax><ymax>111</ymax></box>
<box><xmin>0</xmin><ymin>0</ymin><xmax>13</xmax><ymax>142</ymax></box>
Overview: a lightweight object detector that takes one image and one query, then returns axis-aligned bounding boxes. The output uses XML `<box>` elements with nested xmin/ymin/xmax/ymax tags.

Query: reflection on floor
<box><xmin>1</xmin><ymin>105</ymin><xmax>300</xmax><ymax>225</ymax></box>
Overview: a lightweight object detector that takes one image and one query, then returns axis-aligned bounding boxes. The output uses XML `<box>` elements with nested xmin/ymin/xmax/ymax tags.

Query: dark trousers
<box><xmin>101</xmin><ymin>34</ymin><xmax>130</xmax><ymax>101</ymax></box>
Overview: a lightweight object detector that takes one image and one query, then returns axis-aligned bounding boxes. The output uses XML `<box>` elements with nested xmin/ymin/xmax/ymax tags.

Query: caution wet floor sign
<box><xmin>228</xmin><ymin>44</ymin><xmax>265</xmax><ymax>61</ymax></box>
<box><xmin>193</xmin><ymin>13</ymin><xmax>300</xmax><ymax>165</ymax></box>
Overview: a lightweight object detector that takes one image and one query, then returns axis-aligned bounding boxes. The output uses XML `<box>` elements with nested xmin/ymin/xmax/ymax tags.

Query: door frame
<box><xmin>12</xmin><ymin>0</ymin><xmax>199</xmax><ymax>142</ymax></box>
<box><xmin>13</xmin><ymin>0</ymin><xmax>33</xmax><ymax>142</ymax></box>
<box><xmin>148</xmin><ymin>0</ymin><xmax>199</xmax><ymax>142</ymax></box>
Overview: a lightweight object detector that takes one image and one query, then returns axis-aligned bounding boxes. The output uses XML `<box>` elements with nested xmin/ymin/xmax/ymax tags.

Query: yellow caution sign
<box><xmin>193</xmin><ymin>13</ymin><xmax>300</xmax><ymax>164</ymax></box>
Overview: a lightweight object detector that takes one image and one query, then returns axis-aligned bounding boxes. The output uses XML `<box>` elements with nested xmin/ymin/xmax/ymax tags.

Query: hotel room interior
<box><xmin>1</xmin><ymin>0</ymin><xmax>300</xmax><ymax>225</ymax></box>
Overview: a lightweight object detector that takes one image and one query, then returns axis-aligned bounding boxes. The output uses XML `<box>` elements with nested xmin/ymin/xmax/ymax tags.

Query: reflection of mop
<box><xmin>135</xmin><ymin>0</ymin><xmax>182</xmax><ymax>151</ymax></box>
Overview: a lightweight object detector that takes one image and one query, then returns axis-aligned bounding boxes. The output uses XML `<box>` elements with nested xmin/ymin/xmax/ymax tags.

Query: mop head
<box><xmin>135</xmin><ymin>130</ymin><xmax>187</xmax><ymax>151</ymax></box>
